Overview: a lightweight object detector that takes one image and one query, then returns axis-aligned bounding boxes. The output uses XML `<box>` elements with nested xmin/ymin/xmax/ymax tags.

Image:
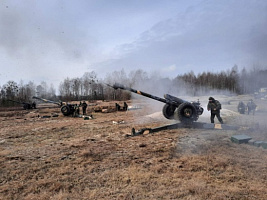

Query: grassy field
<box><xmin>0</xmin><ymin>98</ymin><xmax>266</xmax><ymax>199</ymax></box>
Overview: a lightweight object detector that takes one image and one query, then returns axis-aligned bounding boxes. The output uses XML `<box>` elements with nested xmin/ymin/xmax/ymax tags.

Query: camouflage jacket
<box><xmin>207</xmin><ymin>100</ymin><xmax>222</xmax><ymax>113</ymax></box>
<box><xmin>247</xmin><ymin>101</ymin><xmax>256</xmax><ymax>109</ymax></box>
<box><xmin>82</xmin><ymin>102</ymin><xmax>87</xmax><ymax>108</ymax></box>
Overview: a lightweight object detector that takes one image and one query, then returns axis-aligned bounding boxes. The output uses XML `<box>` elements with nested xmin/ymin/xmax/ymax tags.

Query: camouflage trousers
<box><xmin>210</xmin><ymin>112</ymin><xmax>223</xmax><ymax>124</ymax></box>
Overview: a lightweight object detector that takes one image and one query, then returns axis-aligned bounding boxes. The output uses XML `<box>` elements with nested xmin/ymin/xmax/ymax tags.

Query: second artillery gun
<box><xmin>32</xmin><ymin>96</ymin><xmax>76</xmax><ymax>116</ymax></box>
<box><xmin>7</xmin><ymin>99</ymin><xmax>36</xmax><ymax>110</ymax></box>
<box><xmin>109</xmin><ymin>83</ymin><xmax>204</xmax><ymax>123</ymax></box>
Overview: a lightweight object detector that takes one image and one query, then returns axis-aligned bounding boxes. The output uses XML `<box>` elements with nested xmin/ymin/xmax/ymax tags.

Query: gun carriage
<box><xmin>32</xmin><ymin>96</ymin><xmax>76</xmax><ymax>116</ymax></box>
<box><xmin>109</xmin><ymin>83</ymin><xmax>204</xmax><ymax>123</ymax></box>
<box><xmin>7</xmin><ymin>99</ymin><xmax>36</xmax><ymax>110</ymax></box>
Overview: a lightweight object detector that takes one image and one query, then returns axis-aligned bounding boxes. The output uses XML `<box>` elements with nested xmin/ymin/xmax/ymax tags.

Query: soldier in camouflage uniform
<box><xmin>207</xmin><ymin>97</ymin><xmax>223</xmax><ymax>124</ymax></box>
<box><xmin>81</xmin><ymin>101</ymin><xmax>88</xmax><ymax>115</ymax></box>
<box><xmin>73</xmin><ymin>104</ymin><xmax>80</xmax><ymax>117</ymax></box>
<box><xmin>247</xmin><ymin>99</ymin><xmax>256</xmax><ymax>115</ymax></box>
<box><xmin>237</xmin><ymin>101</ymin><xmax>246</xmax><ymax>114</ymax></box>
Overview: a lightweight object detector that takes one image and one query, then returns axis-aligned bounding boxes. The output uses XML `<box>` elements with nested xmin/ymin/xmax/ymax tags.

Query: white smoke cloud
<box><xmin>161</xmin><ymin>64</ymin><xmax>177</xmax><ymax>73</ymax></box>
<box><xmin>1</xmin><ymin>0</ymin><xmax>267</xmax><ymax>88</ymax></box>
<box><xmin>95</xmin><ymin>0</ymin><xmax>267</xmax><ymax>77</ymax></box>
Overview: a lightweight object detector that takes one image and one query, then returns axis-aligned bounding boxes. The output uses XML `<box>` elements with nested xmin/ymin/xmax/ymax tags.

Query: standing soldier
<box><xmin>115</xmin><ymin>103</ymin><xmax>121</xmax><ymax>111</ymax></box>
<box><xmin>207</xmin><ymin>97</ymin><xmax>224</xmax><ymax>124</ymax></box>
<box><xmin>123</xmin><ymin>102</ymin><xmax>128</xmax><ymax>111</ymax></box>
<box><xmin>32</xmin><ymin>101</ymin><xmax>36</xmax><ymax>109</ymax></box>
<box><xmin>237</xmin><ymin>101</ymin><xmax>246</xmax><ymax>114</ymax></box>
<box><xmin>73</xmin><ymin>104</ymin><xmax>80</xmax><ymax>117</ymax></box>
<box><xmin>82</xmin><ymin>101</ymin><xmax>88</xmax><ymax>115</ymax></box>
<box><xmin>247</xmin><ymin>99</ymin><xmax>257</xmax><ymax>115</ymax></box>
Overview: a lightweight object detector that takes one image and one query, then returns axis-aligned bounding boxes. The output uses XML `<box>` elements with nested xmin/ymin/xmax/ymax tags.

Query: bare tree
<box><xmin>24</xmin><ymin>81</ymin><xmax>36</xmax><ymax>101</ymax></box>
<box><xmin>71</xmin><ymin>78</ymin><xmax>82</xmax><ymax>99</ymax></box>
<box><xmin>229</xmin><ymin>65</ymin><xmax>239</xmax><ymax>93</ymax></box>
<box><xmin>48</xmin><ymin>84</ymin><xmax>56</xmax><ymax>99</ymax></box>
<box><xmin>82</xmin><ymin>71</ymin><xmax>98</xmax><ymax>97</ymax></box>
<box><xmin>128</xmin><ymin>69</ymin><xmax>148</xmax><ymax>88</ymax></box>
<box><xmin>104</xmin><ymin>69</ymin><xmax>130</xmax><ymax>100</ymax></box>
<box><xmin>36</xmin><ymin>84</ymin><xmax>45</xmax><ymax>98</ymax></box>
<box><xmin>59</xmin><ymin>78</ymin><xmax>72</xmax><ymax>100</ymax></box>
<box><xmin>2</xmin><ymin>81</ymin><xmax>19</xmax><ymax>99</ymax></box>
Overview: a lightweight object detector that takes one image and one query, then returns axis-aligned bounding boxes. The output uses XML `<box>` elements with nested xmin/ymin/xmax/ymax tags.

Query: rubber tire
<box><xmin>61</xmin><ymin>105</ymin><xmax>71</xmax><ymax>116</ymax></box>
<box><xmin>175</xmin><ymin>102</ymin><xmax>197</xmax><ymax>123</ymax></box>
<box><xmin>23</xmin><ymin>104</ymin><xmax>28</xmax><ymax>110</ymax></box>
<box><xmin>162</xmin><ymin>104</ymin><xmax>176</xmax><ymax>119</ymax></box>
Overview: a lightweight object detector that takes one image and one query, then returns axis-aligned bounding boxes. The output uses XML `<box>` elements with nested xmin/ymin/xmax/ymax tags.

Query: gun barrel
<box><xmin>7</xmin><ymin>99</ymin><xmax>19</xmax><ymax>103</ymax></box>
<box><xmin>111</xmin><ymin>83</ymin><xmax>172</xmax><ymax>104</ymax></box>
<box><xmin>7</xmin><ymin>99</ymin><xmax>26</xmax><ymax>104</ymax></box>
<box><xmin>164</xmin><ymin>94</ymin><xmax>186</xmax><ymax>105</ymax></box>
<box><xmin>32</xmin><ymin>96</ymin><xmax>61</xmax><ymax>106</ymax></box>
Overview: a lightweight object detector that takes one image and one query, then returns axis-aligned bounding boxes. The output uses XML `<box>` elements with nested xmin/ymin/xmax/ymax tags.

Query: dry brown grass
<box><xmin>0</xmin><ymin>100</ymin><xmax>267</xmax><ymax>199</ymax></box>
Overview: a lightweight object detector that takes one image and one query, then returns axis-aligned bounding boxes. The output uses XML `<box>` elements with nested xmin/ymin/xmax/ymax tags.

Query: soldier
<box><xmin>207</xmin><ymin>97</ymin><xmax>223</xmax><ymax>124</ymax></box>
<box><xmin>123</xmin><ymin>102</ymin><xmax>128</xmax><ymax>111</ymax></box>
<box><xmin>73</xmin><ymin>104</ymin><xmax>80</xmax><ymax>117</ymax></box>
<box><xmin>115</xmin><ymin>103</ymin><xmax>121</xmax><ymax>111</ymax></box>
<box><xmin>32</xmin><ymin>101</ymin><xmax>36</xmax><ymax>109</ymax></box>
<box><xmin>237</xmin><ymin>101</ymin><xmax>246</xmax><ymax>114</ymax></box>
<box><xmin>247</xmin><ymin>99</ymin><xmax>256</xmax><ymax>115</ymax></box>
<box><xmin>81</xmin><ymin>101</ymin><xmax>88</xmax><ymax>115</ymax></box>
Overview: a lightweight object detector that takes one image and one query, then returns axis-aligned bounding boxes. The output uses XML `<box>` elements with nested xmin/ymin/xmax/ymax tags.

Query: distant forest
<box><xmin>1</xmin><ymin>65</ymin><xmax>267</xmax><ymax>107</ymax></box>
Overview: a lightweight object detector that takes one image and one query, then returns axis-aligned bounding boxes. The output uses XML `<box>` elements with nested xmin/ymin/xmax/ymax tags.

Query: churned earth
<box><xmin>0</xmin><ymin>95</ymin><xmax>266</xmax><ymax>200</ymax></box>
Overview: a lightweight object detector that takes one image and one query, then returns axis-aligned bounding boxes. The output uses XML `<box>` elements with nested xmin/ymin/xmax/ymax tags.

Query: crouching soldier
<box><xmin>207</xmin><ymin>97</ymin><xmax>224</xmax><ymax>124</ymax></box>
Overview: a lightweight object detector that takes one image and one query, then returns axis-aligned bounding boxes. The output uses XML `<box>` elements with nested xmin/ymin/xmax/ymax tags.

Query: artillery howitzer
<box><xmin>32</xmin><ymin>96</ymin><xmax>76</xmax><ymax>116</ymax></box>
<box><xmin>109</xmin><ymin>83</ymin><xmax>204</xmax><ymax>123</ymax></box>
<box><xmin>7</xmin><ymin>99</ymin><xmax>36</xmax><ymax>110</ymax></box>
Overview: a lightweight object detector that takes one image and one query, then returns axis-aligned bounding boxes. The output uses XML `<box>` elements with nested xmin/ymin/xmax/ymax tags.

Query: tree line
<box><xmin>0</xmin><ymin>66</ymin><xmax>266</xmax><ymax>107</ymax></box>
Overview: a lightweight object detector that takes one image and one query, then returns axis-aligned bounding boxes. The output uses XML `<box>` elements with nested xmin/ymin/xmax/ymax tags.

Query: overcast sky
<box><xmin>0</xmin><ymin>0</ymin><xmax>267</xmax><ymax>88</ymax></box>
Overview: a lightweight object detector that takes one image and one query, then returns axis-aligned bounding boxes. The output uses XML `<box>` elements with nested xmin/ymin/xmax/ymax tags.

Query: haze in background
<box><xmin>0</xmin><ymin>0</ymin><xmax>267</xmax><ymax>89</ymax></box>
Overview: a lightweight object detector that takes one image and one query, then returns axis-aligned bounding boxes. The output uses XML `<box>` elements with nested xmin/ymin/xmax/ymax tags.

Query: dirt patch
<box><xmin>0</xmin><ymin>96</ymin><xmax>267</xmax><ymax>199</ymax></box>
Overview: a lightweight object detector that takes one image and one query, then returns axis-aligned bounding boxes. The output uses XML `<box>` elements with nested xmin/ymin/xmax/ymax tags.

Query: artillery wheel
<box><xmin>23</xmin><ymin>104</ymin><xmax>31</xmax><ymax>110</ymax></box>
<box><xmin>61</xmin><ymin>105</ymin><xmax>71</xmax><ymax>116</ymax></box>
<box><xmin>23</xmin><ymin>104</ymin><xmax>28</xmax><ymax>110</ymax></box>
<box><xmin>175</xmin><ymin>102</ymin><xmax>197</xmax><ymax>123</ymax></box>
<box><xmin>162</xmin><ymin>104</ymin><xmax>176</xmax><ymax>119</ymax></box>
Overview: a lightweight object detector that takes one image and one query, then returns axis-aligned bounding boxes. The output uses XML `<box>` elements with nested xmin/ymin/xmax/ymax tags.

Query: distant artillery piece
<box><xmin>32</xmin><ymin>96</ymin><xmax>62</xmax><ymax>107</ymax></box>
<box><xmin>32</xmin><ymin>96</ymin><xmax>76</xmax><ymax>116</ymax></box>
<box><xmin>7</xmin><ymin>99</ymin><xmax>37</xmax><ymax>110</ymax></box>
